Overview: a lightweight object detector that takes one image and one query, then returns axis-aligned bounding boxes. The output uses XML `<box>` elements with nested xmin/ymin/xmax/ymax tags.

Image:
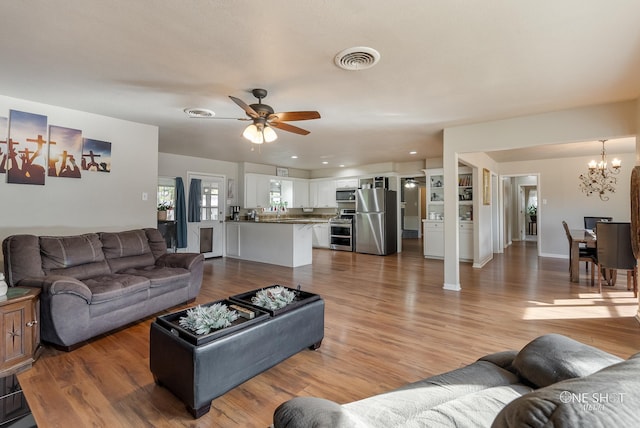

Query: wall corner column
<box><xmin>443</xmin><ymin>147</ymin><xmax>461</xmax><ymax>291</ymax></box>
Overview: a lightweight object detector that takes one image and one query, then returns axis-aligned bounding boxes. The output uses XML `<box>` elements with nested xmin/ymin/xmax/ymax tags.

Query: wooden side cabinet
<box><xmin>0</xmin><ymin>288</ymin><xmax>40</xmax><ymax>375</ymax></box>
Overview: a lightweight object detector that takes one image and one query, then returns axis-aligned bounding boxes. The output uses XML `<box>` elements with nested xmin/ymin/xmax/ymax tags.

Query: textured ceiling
<box><xmin>1</xmin><ymin>1</ymin><xmax>639</xmax><ymax>170</ymax></box>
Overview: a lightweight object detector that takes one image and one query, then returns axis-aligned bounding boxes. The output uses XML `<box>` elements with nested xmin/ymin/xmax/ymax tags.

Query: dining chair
<box><xmin>562</xmin><ymin>220</ymin><xmax>597</xmax><ymax>285</ymax></box>
<box><xmin>584</xmin><ymin>216</ymin><xmax>613</xmax><ymax>230</ymax></box>
<box><xmin>595</xmin><ymin>222</ymin><xmax>638</xmax><ymax>297</ymax></box>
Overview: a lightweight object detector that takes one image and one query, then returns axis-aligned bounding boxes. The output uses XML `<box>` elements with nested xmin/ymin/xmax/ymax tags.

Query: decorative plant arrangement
<box><xmin>251</xmin><ymin>286</ymin><xmax>296</xmax><ymax>310</ymax></box>
<box><xmin>178</xmin><ymin>303</ymin><xmax>238</xmax><ymax>335</ymax></box>
<box><xmin>157</xmin><ymin>202</ymin><xmax>173</xmax><ymax>220</ymax></box>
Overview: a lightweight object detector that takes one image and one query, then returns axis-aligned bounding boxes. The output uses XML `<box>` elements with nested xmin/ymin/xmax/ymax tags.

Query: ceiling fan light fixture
<box><xmin>263</xmin><ymin>125</ymin><xmax>278</xmax><ymax>143</ymax></box>
<box><xmin>243</xmin><ymin>124</ymin><xmax>263</xmax><ymax>144</ymax></box>
<box><xmin>334</xmin><ymin>46</ymin><xmax>381</xmax><ymax>71</ymax></box>
<box><xmin>405</xmin><ymin>178</ymin><xmax>417</xmax><ymax>188</ymax></box>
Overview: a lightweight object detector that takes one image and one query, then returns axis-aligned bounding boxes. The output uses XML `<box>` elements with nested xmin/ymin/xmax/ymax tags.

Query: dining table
<box><xmin>569</xmin><ymin>229</ymin><xmax>597</xmax><ymax>282</ymax></box>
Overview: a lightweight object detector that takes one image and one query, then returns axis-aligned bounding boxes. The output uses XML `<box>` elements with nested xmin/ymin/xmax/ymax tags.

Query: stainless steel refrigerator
<box><xmin>355</xmin><ymin>188</ymin><xmax>397</xmax><ymax>255</ymax></box>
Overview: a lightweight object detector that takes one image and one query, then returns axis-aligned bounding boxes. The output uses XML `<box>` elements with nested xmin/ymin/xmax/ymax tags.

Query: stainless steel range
<box><xmin>329</xmin><ymin>209</ymin><xmax>355</xmax><ymax>251</ymax></box>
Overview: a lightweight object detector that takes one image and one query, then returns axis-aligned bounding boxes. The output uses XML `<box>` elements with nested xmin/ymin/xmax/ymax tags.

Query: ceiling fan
<box><xmin>227</xmin><ymin>89</ymin><xmax>321</xmax><ymax>144</ymax></box>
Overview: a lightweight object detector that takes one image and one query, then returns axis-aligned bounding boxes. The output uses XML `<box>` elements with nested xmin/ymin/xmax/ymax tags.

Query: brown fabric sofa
<box><xmin>2</xmin><ymin>228</ymin><xmax>204</xmax><ymax>350</ymax></box>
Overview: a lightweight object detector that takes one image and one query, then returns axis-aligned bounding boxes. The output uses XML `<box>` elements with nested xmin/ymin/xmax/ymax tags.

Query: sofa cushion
<box><xmin>82</xmin><ymin>274</ymin><xmax>150</xmax><ymax>304</ymax></box>
<box><xmin>120</xmin><ymin>265</ymin><xmax>190</xmax><ymax>290</ymax></box>
<box><xmin>101</xmin><ymin>230</ymin><xmax>151</xmax><ymax>259</ymax></box>
<box><xmin>101</xmin><ymin>230</ymin><xmax>156</xmax><ymax>272</ymax></box>
<box><xmin>343</xmin><ymin>360</ymin><xmax>527</xmax><ymax>427</ymax></box>
<box><xmin>40</xmin><ymin>234</ymin><xmax>106</xmax><ymax>270</ymax></box>
<box><xmin>492</xmin><ymin>353</ymin><xmax>640</xmax><ymax>428</ymax></box>
<box><xmin>512</xmin><ymin>334</ymin><xmax>623</xmax><ymax>388</ymax></box>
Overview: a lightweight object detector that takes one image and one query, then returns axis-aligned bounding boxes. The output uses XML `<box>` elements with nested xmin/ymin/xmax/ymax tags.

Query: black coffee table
<box><xmin>149</xmin><ymin>288</ymin><xmax>324</xmax><ymax>418</ymax></box>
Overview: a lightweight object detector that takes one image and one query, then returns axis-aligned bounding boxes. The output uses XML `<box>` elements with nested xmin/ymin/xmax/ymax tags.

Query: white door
<box><xmin>187</xmin><ymin>174</ymin><xmax>225</xmax><ymax>258</ymax></box>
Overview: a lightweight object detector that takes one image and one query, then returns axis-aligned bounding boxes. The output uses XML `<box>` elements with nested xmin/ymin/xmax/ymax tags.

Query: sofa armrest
<box><xmin>18</xmin><ymin>275</ymin><xmax>92</xmax><ymax>303</ymax></box>
<box><xmin>479</xmin><ymin>350</ymin><xmax>518</xmax><ymax>370</ymax></box>
<box><xmin>274</xmin><ymin>397</ymin><xmax>356</xmax><ymax>428</ymax></box>
<box><xmin>156</xmin><ymin>253</ymin><xmax>204</xmax><ymax>271</ymax></box>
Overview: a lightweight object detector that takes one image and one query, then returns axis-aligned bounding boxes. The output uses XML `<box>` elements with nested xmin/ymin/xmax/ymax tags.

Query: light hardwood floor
<box><xmin>17</xmin><ymin>240</ymin><xmax>640</xmax><ymax>427</ymax></box>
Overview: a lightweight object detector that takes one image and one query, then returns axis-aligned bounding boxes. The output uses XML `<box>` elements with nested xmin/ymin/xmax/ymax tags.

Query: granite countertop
<box><xmin>232</xmin><ymin>216</ymin><xmax>331</xmax><ymax>224</ymax></box>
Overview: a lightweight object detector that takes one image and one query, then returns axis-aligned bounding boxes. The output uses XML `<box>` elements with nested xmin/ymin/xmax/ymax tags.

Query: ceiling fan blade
<box><xmin>229</xmin><ymin>95</ymin><xmax>259</xmax><ymax>119</ymax></box>
<box><xmin>269</xmin><ymin>121</ymin><xmax>311</xmax><ymax>135</ymax></box>
<box><xmin>269</xmin><ymin>111</ymin><xmax>321</xmax><ymax>122</ymax></box>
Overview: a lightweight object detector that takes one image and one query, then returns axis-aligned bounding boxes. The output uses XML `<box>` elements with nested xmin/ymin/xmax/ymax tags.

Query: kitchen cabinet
<box><xmin>244</xmin><ymin>173</ymin><xmax>271</xmax><ymax>209</ymax></box>
<box><xmin>335</xmin><ymin>178</ymin><xmax>358</xmax><ymax>189</ymax></box>
<box><xmin>292</xmin><ymin>179</ymin><xmax>310</xmax><ymax>208</ymax></box>
<box><xmin>312</xmin><ymin>223</ymin><xmax>330</xmax><ymax>248</ymax></box>
<box><xmin>424</xmin><ymin>167</ymin><xmax>474</xmax><ymax>261</ymax></box>
<box><xmin>459</xmin><ymin>222</ymin><xmax>473</xmax><ymax>261</ymax></box>
<box><xmin>226</xmin><ymin>222</ymin><xmax>240</xmax><ymax>257</ymax></box>
<box><xmin>423</xmin><ymin>220</ymin><xmax>444</xmax><ymax>258</ymax></box>
<box><xmin>426</xmin><ymin>167</ymin><xmax>473</xmax><ymax>221</ymax></box>
<box><xmin>245</xmin><ymin>174</ymin><xmax>310</xmax><ymax>209</ymax></box>
<box><xmin>309</xmin><ymin>179</ymin><xmax>337</xmax><ymax>208</ymax></box>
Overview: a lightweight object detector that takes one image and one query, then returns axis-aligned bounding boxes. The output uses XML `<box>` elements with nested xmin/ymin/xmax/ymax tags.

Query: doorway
<box><xmin>501</xmin><ymin>174</ymin><xmax>539</xmax><ymax>251</ymax></box>
<box><xmin>400</xmin><ymin>176</ymin><xmax>426</xmax><ymax>254</ymax></box>
<box><xmin>186</xmin><ymin>173</ymin><xmax>226</xmax><ymax>258</ymax></box>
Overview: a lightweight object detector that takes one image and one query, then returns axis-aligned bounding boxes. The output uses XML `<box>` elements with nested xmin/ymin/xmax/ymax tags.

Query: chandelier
<box><xmin>578</xmin><ymin>140</ymin><xmax>621</xmax><ymax>201</ymax></box>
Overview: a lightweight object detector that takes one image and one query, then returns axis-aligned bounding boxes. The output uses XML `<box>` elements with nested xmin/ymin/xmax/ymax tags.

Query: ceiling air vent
<box><xmin>183</xmin><ymin>108</ymin><xmax>215</xmax><ymax>118</ymax></box>
<box><xmin>334</xmin><ymin>47</ymin><xmax>381</xmax><ymax>71</ymax></box>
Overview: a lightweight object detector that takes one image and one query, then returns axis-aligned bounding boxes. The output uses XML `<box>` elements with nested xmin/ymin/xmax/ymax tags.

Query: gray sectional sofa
<box><xmin>274</xmin><ymin>334</ymin><xmax>640</xmax><ymax>427</ymax></box>
<box><xmin>2</xmin><ymin>228</ymin><xmax>204</xmax><ymax>350</ymax></box>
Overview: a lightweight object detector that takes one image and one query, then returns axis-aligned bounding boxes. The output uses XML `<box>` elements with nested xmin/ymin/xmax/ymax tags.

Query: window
<box><xmin>158</xmin><ymin>178</ymin><xmax>176</xmax><ymax>220</ymax></box>
<box><xmin>201</xmin><ymin>182</ymin><xmax>219</xmax><ymax>221</ymax></box>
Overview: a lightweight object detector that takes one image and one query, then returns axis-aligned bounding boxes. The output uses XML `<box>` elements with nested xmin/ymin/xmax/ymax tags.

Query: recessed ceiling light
<box><xmin>410</xmin><ymin>151</ymin><xmax>417</xmax><ymax>155</ymax></box>
<box><xmin>183</xmin><ymin>108</ymin><xmax>215</xmax><ymax>118</ymax></box>
<box><xmin>322</xmin><ymin>161</ymin><xmax>329</xmax><ymax>165</ymax></box>
<box><xmin>291</xmin><ymin>155</ymin><xmax>298</xmax><ymax>159</ymax></box>
<box><xmin>339</xmin><ymin>164</ymin><xmax>345</xmax><ymax>168</ymax></box>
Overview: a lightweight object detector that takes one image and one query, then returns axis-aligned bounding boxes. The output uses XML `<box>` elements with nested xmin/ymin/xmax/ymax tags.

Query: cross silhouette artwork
<box><xmin>82</xmin><ymin>150</ymin><xmax>101</xmax><ymax>171</ymax></box>
<box><xmin>7</xmin><ymin>136</ymin><xmax>46</xmax><ymax>184</ymax></box>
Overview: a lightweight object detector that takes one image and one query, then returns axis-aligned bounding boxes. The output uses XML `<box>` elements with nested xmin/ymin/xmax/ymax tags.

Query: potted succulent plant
<box><xmin>178</xmin><ymin>303</ymin><xmax>239</xmax><ymax>335</ymax></box>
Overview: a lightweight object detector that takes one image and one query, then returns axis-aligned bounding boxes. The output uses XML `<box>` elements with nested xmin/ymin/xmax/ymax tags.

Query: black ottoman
<box><xmin>150</xmin><ymin>297</ymin><xmax>324</xmax><ymax>418</ymax></box>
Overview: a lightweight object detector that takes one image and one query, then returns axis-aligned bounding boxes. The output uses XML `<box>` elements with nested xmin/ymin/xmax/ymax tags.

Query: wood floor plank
<box><xmin>17</xmin><ymin>240</ymin><xmax>640</xmax><ymax>427</ymax></box>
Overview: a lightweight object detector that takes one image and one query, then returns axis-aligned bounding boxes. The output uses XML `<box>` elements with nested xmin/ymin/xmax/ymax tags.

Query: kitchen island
<box><xmin>226</xmin><ymin>219</ymin><xmax>328</xmax><ymax>267</ymax></box>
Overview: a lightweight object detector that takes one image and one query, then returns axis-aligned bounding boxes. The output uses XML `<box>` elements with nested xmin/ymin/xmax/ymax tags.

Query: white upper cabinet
<box><xmin>335</xmin><ymin>178</ymin><xmax>358</xmax><ymax>189</ymax></box>
<box><xmin>244</xmin><ymin>173</ymin><xmax>271</xmax><ymax>208</ymax></box>
<box><xmin>309</xmin><ymin>179</ymin><xmax>337</xmax><ymax>208</ymax></box>
<box><xmin>292</xmin><ymin>179</ymin><xmax>310</xmax><ymax>208</ymax></box>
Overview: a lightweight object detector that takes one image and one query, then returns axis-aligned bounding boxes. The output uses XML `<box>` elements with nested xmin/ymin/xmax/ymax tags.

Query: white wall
<box><xmin>500</xmin><ymin>152</ymin><xmax>634</xmax><ymax>258</ymax></box>
<box><xmin>0</xmin><ymin>95</ymin><xmax>159</xmax><ymax>268</ymax></box>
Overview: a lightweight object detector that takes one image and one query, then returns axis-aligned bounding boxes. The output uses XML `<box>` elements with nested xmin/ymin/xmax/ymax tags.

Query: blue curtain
<box><xmin>175</xmin><ymin>177</ymin><xmax>187</xmax><ymax>248</ymax></box>
<box><xmin>188</xmin><ymin>178</ymin><xmax>202</xmax><ymax>222</ymax></box>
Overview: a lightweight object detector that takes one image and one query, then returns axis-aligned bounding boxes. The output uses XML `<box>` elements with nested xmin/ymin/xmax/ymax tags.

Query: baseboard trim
<box><xmin>443</xmin><ymin>283</ymin><xmax>462</xmax><ymax>291</ymax></box>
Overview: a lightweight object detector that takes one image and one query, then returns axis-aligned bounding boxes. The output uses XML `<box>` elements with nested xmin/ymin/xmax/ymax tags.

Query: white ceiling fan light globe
<box><xmin>243</xmin><ymin>124</ymin><xmax>263</xmax><ymax>144</ymax></box>
<box><xmin>263</xmin><ymin>126</ymin><xmax>278</xmax><ymax>143</ymax></box>
<box><xmin>243</xmin><ymin>124</ymin><xmax>258</xmax><ymax>140</ymax></box>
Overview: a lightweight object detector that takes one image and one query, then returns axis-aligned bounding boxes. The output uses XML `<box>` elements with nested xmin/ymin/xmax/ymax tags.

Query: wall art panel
<box><xmin>82</xmin><ymin>138</ymin><xmax>111</xmax><ymax>173</ymax></box>
<box><xmin>48</xmin><ymin>125</ymin><xmax>82</xmax><ymax>178</ymax></box>
<box><xmin>7</xmin><ymin>110</ymin><xmax>48</xmax><ymax>185</ymax></box>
